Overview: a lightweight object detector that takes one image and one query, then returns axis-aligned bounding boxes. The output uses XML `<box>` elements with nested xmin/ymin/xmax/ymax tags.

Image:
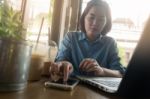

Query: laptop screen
<box><xmin>117</xmin><ymin>16</ymin><xmax>150</xmax><ymax>97</ymax></box>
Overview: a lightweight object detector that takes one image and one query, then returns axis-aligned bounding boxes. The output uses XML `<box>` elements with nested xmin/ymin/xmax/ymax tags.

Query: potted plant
<box><xmin>0</xmin><ymin>0</ymin><xmax>32</xmax><ymax>91</ymax></box>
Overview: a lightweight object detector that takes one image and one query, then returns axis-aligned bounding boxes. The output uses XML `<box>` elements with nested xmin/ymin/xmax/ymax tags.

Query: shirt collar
<box><xmin>78</xmin><ymin>32</ymin><xmax>86</xmax><ymax>41</ymax></box>
<box><xmin>78</xmin><ymin>32</ymin><xmax>104</xmax><ymax>44</ymax></box>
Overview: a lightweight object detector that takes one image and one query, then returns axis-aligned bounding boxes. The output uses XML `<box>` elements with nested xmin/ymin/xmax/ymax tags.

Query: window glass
<box><xmin>26</xmin><ymin>0</ymin><xmax>52</xmax><ymax>44</ymax></box>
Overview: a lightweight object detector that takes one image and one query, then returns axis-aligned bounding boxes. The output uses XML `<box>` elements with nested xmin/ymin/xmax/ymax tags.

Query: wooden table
<box><xmin>0</xmin><ymin>78</ymin><xmax>120</xmax><ymax>99</ymax></box>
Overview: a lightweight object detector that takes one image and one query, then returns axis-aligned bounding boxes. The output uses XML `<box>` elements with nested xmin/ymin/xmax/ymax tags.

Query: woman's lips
<box><xmin>90</xmin><ymin>27</ymin><xmax>97</xmax><ymax>31</ymax></box>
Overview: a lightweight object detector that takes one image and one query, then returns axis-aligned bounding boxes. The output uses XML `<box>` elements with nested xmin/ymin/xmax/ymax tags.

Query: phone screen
<box><xmin>45</xmin><ymin>78</ymin><xmax>79</xmax><ymax>90</ymax></box>
<box><xmin>51</xmin><ymin>79</ymin><xmax>78</xmax><ymax>85</ymax></box>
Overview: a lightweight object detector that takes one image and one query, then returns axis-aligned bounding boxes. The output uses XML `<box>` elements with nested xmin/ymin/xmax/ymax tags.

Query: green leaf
<box><xmin>0</xmin><ymin>1</ymin><xmax>25</xmax><ymax>40</ymax></box>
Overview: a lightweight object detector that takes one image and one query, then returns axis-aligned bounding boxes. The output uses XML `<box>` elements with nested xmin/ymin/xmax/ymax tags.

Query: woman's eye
<box><xmin>90</xmin><ymin>16</ymin><xmax>95</xmax><ymax>20</ymax></box>
<box><xmin>88</xmin><ymin>16</ymin><xmax>95</xmax><ymax>21</ymax></box>
<box><xmin>98</xmin><ymin>18</ymin><xmax>104</xmax><ymax>22</ymax></box>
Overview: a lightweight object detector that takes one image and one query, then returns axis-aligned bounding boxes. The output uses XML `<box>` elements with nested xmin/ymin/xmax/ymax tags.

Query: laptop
<box><xmin>77</xmin><ymin>16</ymin><xmax>150</xmax><ymax>98</ymax></box>
<box><xmin>76</xmin><ymin>76</ymin><xmax>122</xmax><ymax>93</ymax></box>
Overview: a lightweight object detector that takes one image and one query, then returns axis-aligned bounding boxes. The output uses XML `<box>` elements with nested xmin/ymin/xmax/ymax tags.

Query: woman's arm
<box><xmin>79</xmin><ymin>58</ymin><xmax>123</xmax><ymax>77</ymax></box>
<box><xmin>106</xmin><ymin>38</ymin><xmax>126</xmax><ymax>76</ymax></box>
<box><xmin>95</xmin><ymin>67</ymin><xmax>123</xmax><ymax>77</ymax></box>
<box><xmin>55</xmin><ymin>32</ymin><xmax>72</xmax><ymax>62</ymax></box>
<box><xmin>79</xmin><ymin>38</ymin><xmax>125</xmax><ymax>77</ymax></box>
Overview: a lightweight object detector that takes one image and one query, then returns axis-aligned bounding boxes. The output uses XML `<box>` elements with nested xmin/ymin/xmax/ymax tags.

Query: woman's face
<box><xmin>84</xmin><ymin>6</ymin><xmax>106</xmax><ymax>40</ymax></box>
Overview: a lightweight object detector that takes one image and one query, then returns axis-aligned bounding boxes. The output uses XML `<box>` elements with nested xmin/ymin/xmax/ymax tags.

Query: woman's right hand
<box><xmin>49</xmin><ymin>61</ymin><xmax>73</xmax><ymax>82</ymax></box>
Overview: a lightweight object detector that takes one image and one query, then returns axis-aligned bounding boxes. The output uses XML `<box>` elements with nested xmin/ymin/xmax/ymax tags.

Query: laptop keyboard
<box><xmin>93</xmin><ymin>79</ymin><xmax>120</xmax><ymax>88</ymax></box>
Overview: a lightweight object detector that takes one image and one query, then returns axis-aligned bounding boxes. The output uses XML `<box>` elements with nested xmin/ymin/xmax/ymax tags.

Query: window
<box><xmin>6</xmin><ymin>0</ymin><xmax>22</xmax><ymax>11</ymax></box>
<box><xmin>25</xmin><ymin>0</ymin><xmax>53</xmax><ymax>44</ymax></box>
<box><xmin>5</xmin><ymin>0</ymin><xmax>54</xmax><ymax>44</ymax></box>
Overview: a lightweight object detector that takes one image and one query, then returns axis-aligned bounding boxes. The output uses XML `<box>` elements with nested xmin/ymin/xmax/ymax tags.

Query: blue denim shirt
<box><xmin>55</xmin><ymin>31</ymin><xmax>125</xmax><ymax>76</ymax></box>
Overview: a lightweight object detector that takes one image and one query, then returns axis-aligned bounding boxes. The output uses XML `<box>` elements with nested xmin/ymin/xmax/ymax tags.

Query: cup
<box><xmin>42</xmin><ymin>40</ymin><xmax>58</xmax><ymax>76</ymax></box>
<box><xmin>28</xmin><ymin>53</ymin><xmax>44</xmax><ymax>81</ymax></box>
<box><xmin>49</xmin><ymin>40</ymin><xmax>58</xmax><ymax>62</ymax></box>
<box><xmin>28</xmin><ymin>43</ymin><xmax>47</xmax><ymax>81</ymax></box>
<box><xmin>42</xmin><ymin>61</ymin><xmax>51</xmax><ymax>76</ymax></box>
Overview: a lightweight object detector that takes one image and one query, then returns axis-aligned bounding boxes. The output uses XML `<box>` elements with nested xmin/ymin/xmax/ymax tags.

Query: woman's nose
<box><xmin>92</xmin><ymin>19</ymin><xmax>98</xmax><ymax>26</ymax></box>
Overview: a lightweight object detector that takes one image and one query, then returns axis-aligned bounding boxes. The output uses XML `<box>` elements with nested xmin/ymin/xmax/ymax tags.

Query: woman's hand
<box><xmin>79</xmin><ymin>58</ymin><xmax>104</xmax><ymax>76</ymax></box>
<box><xmin>49</xmin><ymin>61</ymin><xmax>73</xmax><ymax>82</ymax></box>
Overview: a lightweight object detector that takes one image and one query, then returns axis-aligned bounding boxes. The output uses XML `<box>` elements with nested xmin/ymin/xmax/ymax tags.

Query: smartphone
<box><xmin>44</xmin><ymin>79</ymin><xmax>79</xmax><ymax>91</ymax></box>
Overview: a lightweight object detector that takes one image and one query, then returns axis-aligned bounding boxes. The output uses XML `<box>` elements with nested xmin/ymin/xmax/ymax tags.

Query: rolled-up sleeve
<box><xmin>55</xmin><ymin>33</ymin><xmax>72</xmax><ymax>62</ymax></box>
<box><xmin>107</xmin><ymin>39</ymin><xmax>126</xmax><ymax>75</ymax></box>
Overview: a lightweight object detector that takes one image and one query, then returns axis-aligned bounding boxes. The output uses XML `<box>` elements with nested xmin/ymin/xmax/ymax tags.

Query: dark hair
<box><xmin>80</xmin><ymin>0</ymin><xmax>112</xmax><ymax>35</ymax></box>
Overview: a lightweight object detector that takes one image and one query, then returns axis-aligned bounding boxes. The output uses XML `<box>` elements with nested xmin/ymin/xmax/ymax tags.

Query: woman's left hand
<box><xmin>79</xmin><ymin>58</ymin><xmax>104</xmax><ymax>76</ymax></box>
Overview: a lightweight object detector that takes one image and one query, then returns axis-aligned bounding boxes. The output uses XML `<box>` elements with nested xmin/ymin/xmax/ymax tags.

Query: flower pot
<box><xmin>0</xmin><ymin>38</ymin><xmax>32</xmax><ymax>91</ymax></box>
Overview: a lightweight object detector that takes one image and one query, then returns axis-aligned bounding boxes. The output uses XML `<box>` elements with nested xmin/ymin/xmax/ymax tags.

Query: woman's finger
<box><xmin>55</xmin><ymin>62</ymin><xmax>62</xmax><ymax>73</ymax></box>
<box><xmin>79</xmin><ymin>59</ymin><xmax>91</xmax><ymax>70</ymax></box>
<box><xmin>86</xmin><ymin>64</ymin><xmax>99</xmax><ymax>72</ymax></box>
<box><xmin>63</xmin><ymin>64</ymin><xmax>70</xmax><ymax>82</ymax></box>
<box><xmin>49</xmin><ymin>62</ymin><xmax>55</xmax><ymax>73</ymax></box>
<box><xmin>84</xmin><ymin>62</ymin><xmax>95</xmax><ymax>72</ymax></box>
<box><xmin>49</xmin><ymin>62</ymin><xmax>62</xmax><ymax>82</ymax></box>
<box><xmin>79</xmin><ymin>59</ymin><xmax>86</xmax><ymax>69</ymax></box>
<box><xmin>86</xmin><ymin>60</ymin><xmax>98</xmax><ymax>70</ymax></box>
<box><xmin>69</xmin><ymin>65</ymin><xmax>73</xmax><ymax>74</ymax></box>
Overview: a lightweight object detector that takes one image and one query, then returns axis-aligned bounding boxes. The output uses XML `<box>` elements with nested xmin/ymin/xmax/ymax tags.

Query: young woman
<box><xmin>50</xmin><ymin>0</ymin><xmax>125</xmax><ymax>82</ymax></box>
